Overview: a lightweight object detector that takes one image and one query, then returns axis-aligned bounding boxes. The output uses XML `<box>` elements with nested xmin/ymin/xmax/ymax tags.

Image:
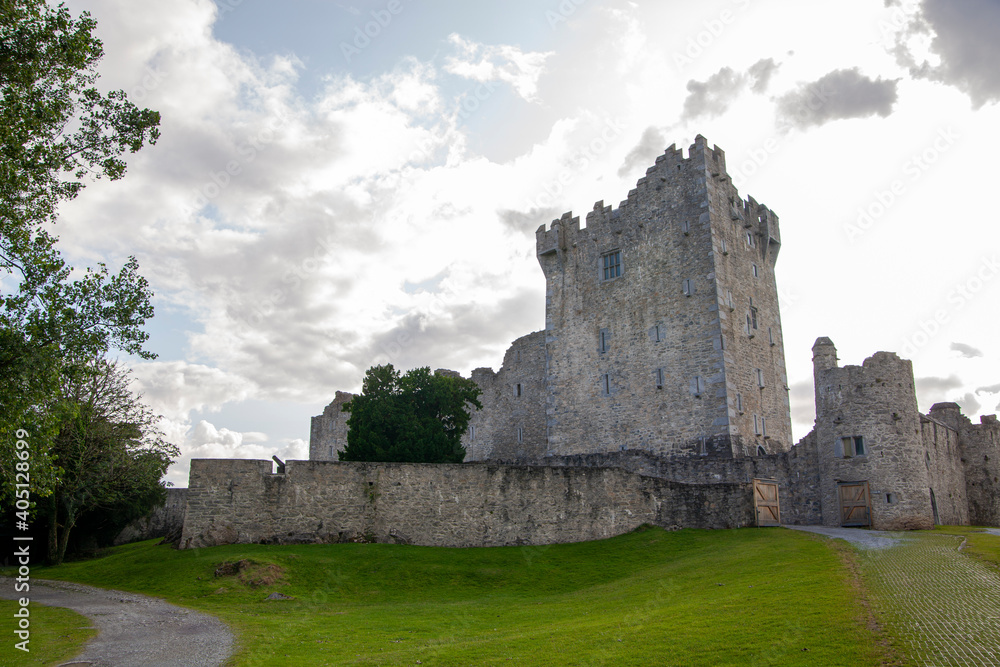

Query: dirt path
<box><xmin>788</xmin><ymin>526</ymin><xmax>1000</xmax><ymax>666</ymax></box>
<box><xmin>0</xmin><ymin>577</ymin><xmax>233</xmax><ymax>666</ymax></box>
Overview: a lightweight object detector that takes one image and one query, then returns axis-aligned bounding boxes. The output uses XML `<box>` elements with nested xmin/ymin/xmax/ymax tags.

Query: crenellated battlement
<box><xmin>535</xmin><ymin>136</ymin><xmax>725</xmax><ymax>247</ymax></box>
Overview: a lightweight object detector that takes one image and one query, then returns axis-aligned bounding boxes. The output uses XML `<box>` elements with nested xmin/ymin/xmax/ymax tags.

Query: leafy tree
<box><xmin>39</xmin><ymin>359</ymin><xmax>177</xmax><ymax>565</ymax></box>
<box><xmin>0</xmin><ymin>0</ymin><xmax>161</xmax><ymax>507</ymax></box>
<box><xmin>340</xmin><ymin>365</ymin><xmax>483</xmax><ymax>463</ymax></box>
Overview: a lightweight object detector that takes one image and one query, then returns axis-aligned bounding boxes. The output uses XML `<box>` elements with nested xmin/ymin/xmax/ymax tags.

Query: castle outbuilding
<box><xmin>177</xmin><ymin>137</ymin><xmax>999</xmax><ymax>550</ymax></box>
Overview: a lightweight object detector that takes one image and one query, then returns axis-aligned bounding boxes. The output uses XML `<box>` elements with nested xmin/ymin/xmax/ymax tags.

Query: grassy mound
<box><xmin>25</xmin><ymin>527</ymin><xmax>890</xmax><ymax>666</ymax></box>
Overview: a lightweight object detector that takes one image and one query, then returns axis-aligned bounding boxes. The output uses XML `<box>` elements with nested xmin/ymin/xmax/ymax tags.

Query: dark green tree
<box><xmin>340</xmin><ymin>364</ymin><xmax>482</xmax><ymax>463</ymax></box>
<box><xmin>40</xmin><ymin>359</ymin><xmax>177</xmax><ymax>565</ymax></box>
<box><xmin>0</xmin><ymin>0</ymin><xmax>161</xmax><ymax>507</ymax></box>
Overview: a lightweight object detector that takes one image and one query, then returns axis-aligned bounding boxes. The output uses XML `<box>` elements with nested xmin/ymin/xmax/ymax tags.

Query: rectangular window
<box><xmin>720</xmin><ymin>238</ymin><xmax>729</xmax><ymax>255</ymax></box>
<box><xmin>470</xmin><ymin>426</ymin><xmax>476</xmax><ymax>440</ymax></box>
<box><xmin>601</xmin><ymin>250</ymin><xmax>622</xmax><ymax>281</ymax></box>
<box><xmin>753</xmin><ymin>414</ymin><xmax>762</xmax><ymax>436</ymax></box>
<box><xmin>681</xmin><ymin>219</ymin><xmax>690</xmax><ymax>235</ymax></box>
<box><xmin>514</xmin><ymin>383</ymin><xmax>522</xmax><ymax>397</ymax></box>
<box><xmin>726</xmin><ymin>290</ymin><xmax>734</xmax><ymax>311</ymax></box>
<box><xmin>602</xmin><ymin>373</ymin><xmax>611</xmax><ymax>395</ymax></box>
<box><xmin>655</xmin><ymin>368</ymin><xmax>664</xmax><ymax>389</ymax></box>
<box><xmin>747</xmin><ymin>231</ymin><xmax>755</xmax><ymax>248</ymax></box>
<box><xmin>752</xmin><ymin>263</ymin><xmax>759</xmax><ymax>278</ymax></box>
<box><xmin>768</xmin><ymin>327</ymin><xmax>775</xmax><ymax>346</ymax></box>
<box><xmin>756</xmin><ymin>368</ymin><xmax>765</xmax><ymax>388</ymax></box>
<box><xmin>840</xmin><ymin>436</ymin><xmax>867</xmax><ymax>458</ymax></box>
<box><xmin>691</xmin><ymin>375</ymin><xmax>705</xmax><ymax>396</ymax></box>
<box><xmin>329</xmin><ymin>445</ymin><xmax>335</xmax><ymax>458</ymax></box>
<box><xmin>683</xmin><ymin>278</ymin><xmax>694</xmax><ymax>296</ymax></box>
<box><xmin>517</xmin><ymin>426</ymin><xmax>523</xmax><ymax>443</ymax></box>
<box><xmin>652</xmin><ymin>324</ymin><xmax>662</xmax><ymax>342</ymax></box>
<box><xmin>762</xmin><ymin>417</ymin><xmax>768</xmax><ymax>438</ymax></box>
<box><xmin>750</xmin><ymin>306</ymin><xmax>758</xmax><ymax>330</ymax></box>
<box><xmin>735</xmin><ymin>392</ymin><xmax>743</xmax><ymax>413</ymax></box>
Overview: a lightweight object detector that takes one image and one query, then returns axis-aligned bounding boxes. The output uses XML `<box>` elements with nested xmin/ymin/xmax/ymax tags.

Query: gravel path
<box><xmin>0</xmin><ymin>577</ymin><xmax>233</xmax><ymax>666</ymax></box>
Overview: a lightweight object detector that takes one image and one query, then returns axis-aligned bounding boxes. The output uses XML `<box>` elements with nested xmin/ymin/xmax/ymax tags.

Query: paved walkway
<box><xmin>788</xmin><ymin>526</ymin><xmax>1000</xmax><ymax>666</ymax></box>
<box><xmin>0</xmin><ymin>577</ymin><xmax>233</xmax><ymax>666</ymax></box>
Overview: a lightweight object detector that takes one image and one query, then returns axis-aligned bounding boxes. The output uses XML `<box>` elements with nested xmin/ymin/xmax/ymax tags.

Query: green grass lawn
<box><xmin>11</xmin><ymin>526</ymin><xmax>892</xmax><ymax>666</ymax></box>
<box><xmin>1</xmin><ymin>598</ymin><xmax>96</xmax><ymax>667</ymax></box>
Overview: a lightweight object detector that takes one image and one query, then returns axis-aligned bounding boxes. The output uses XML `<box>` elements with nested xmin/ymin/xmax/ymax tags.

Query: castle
<box><xmin>177</xmin><ymin>137</ymin><xmax>1000</xmax><ymax>550</ymax></box>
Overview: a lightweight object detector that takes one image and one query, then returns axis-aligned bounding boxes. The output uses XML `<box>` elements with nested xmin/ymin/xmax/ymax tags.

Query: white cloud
<box><xmin>444</xmin><ymin>34</ymin><xmax>553</xmax><ymax>102</ymax></box>
<box><xmin>130</xmin><ymin>361</ymin><xmax>256</xmax><ymax>422</ymax></box>
<box><xmin>163</xmin><ymin>420</ymin><xmax>307</xmax><ymax>487</ymax></box>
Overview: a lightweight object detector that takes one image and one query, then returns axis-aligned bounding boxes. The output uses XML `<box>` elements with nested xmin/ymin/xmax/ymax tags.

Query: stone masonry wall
<box><xmin>179</xmin><ymin>459</ymin><xmax>754</xmax><ymax>549</ymax></box>
<box><xmin>310</xmin><ymin>390</ymin><xmax>355</xmax><ymax>460</ymax></box>
<box><xmin>705</xmin><ymin>147</ymin><xmax>793</xmax><ymax>455</ymax></box>
<box><xmin>494</xmin><ymin>432</ymin><xmax>822</xmax><ymax>526</ymax></box>
<box><xmin>929</xmin><ymin>404</ymin><xmax>1000</xmax><ymax>526</ymax></box>
<box><xmin>920</xmin><ymin>413</ymin><xmax>969</xmax><ymax>525</ymax></box>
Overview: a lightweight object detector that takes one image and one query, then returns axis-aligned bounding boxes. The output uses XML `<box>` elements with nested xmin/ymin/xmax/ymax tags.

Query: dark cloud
<box><xmin>894</xmin><ymin>0</ymin><xmax>1000</xmax><ymax>108</ymax></box>
<box><xmin>748</xmin><ymin>58</ymin><xmax>779</xmax><ymax>93</ymax></box>
<box><xmin>679</xmin><ymin>59</ymin><xmax>781</xmax><ymax>125</ymax></box>
<box><xmin>499</xmin><ymin>207</ymin><xmax>561</xmax><ymax>235</ymax></box>
<box><xmin>617</xmin><ymin>126</ymin><xmax>666</xmax><ymax>178</ymax></box>
<box><xmin>354</xmin><ymin>289</ymin><xmax>542</xmax><ymax>376</ymax></box>
<box><xmin>915</xmin><ymin>374</ymin><xmax>962</xmax><ymax>408</ymax></box>
<box><xmin>950</xmin><ymin>342</ymin><xmax>983</xmax><ymax>358</ymax></box>
<box><xmin>956</xmin><ymin>392</ymin><xmax>982</xmax><ymax>415</ymax></box>
<box><xmin>776</xmin><ymin>67</ymin><xmax>899</xmax><ymax>130</ymax></box>
<box><xmin>788</xmin><ymin>379</ymin><xmax>815</xmax><ymax>428</ymax></box>
<box><xmin>681</xmin><ymin>67</ymin><xmax>746</xmax><ymax>121</ymax></box>
<box><xmin>978</xmin><ymin>383</ymin><xmax>1000</xmax><ymax>394</ymax></box>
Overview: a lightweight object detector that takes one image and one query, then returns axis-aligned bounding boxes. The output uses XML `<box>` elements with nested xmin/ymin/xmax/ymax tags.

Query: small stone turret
<box><xmin>813</xmin><ymin>349</ymin><xmax>933</xmax><ymax>529</ymax></box>
<box><xmin>812</xmin><ymin>337</ymin><xmax>838</xmax><ymax>373</ymax></box>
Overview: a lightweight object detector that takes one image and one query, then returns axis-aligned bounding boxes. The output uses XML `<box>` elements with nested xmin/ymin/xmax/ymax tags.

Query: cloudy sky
<box><xmin>48</xmin><ymin>0</ymin><xmax>1000</xmax><ymax>486</ymax></box>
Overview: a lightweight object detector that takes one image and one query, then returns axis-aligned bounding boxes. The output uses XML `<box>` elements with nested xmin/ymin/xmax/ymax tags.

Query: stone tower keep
<box><xmin>535</xmin><ymin>136</ymin><xmax>792</xmax><ymax>457</ymax></box>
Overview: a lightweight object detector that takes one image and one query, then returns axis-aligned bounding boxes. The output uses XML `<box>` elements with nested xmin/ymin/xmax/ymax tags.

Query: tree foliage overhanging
<box><xmin>1</xmin><ymin>0</ymin><xmax>164</xmax><ymax>516</ymax></box>
<box><xmin>340</xmin><ymin>365</ymin><xmax>483</xmax><ymax>464</ymax></box>
<box><xmin>40</xmin><ymin>359</ymin><xmax>178</xmax><ymax>565</ymax></box>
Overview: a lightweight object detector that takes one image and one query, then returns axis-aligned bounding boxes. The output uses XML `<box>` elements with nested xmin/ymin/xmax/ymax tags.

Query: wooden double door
<box><xmin>838</xmin><ymin>481</ymin><xmax>871</xmax><ymax>527</ymax></box>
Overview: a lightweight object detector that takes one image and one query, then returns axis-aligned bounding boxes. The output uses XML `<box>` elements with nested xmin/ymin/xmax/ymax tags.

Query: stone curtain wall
<box><xmin>919</xmin><ymin>413</ymin><xmax>969</xmax><ymax>525</ymax></box>
<box><xmin>179</xmin><ymin>459</ymin><xmax>754</xmax><ymax>549</ymax></box>
<box><xmin>495</xmin><ymin>435</ymin><xmax>822</xmax><ymax>526</ymax></box>
<box><xmin>929</xmin><ymin>404</ymin><xmax>1000</xmax><ymax>526</ymax></box>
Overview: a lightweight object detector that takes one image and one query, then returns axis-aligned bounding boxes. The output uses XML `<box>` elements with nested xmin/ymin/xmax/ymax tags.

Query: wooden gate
<box><xmin>838</xmin><ymin>481</ymin><xmax>871</xmax><ymax>527</ymax></box>
<box><xmin>753</xmin><ymin>479</ymin><xmax>781</xmax><ymax>527</ymax></box>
